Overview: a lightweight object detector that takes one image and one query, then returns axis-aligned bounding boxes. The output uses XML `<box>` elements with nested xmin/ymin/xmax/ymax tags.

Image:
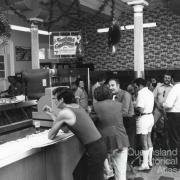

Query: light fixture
<box><xmin>121</xmin><ymin>0</ymin><xmax>149</xmax><ymax>6</ymax></box>
<box><xmin>97</xmin><ymin>22</ymin><xmax>157</xmax><ymax>33</ymax></box>
<box><xmin>97</xmin><ymin>28</ymin><xmax>109</xmax><ymax>33</ymax></box>
<box><xmin>10</xmin><ymin>25</ymin><xmax>51</xmax><ymax>35</ymax></box>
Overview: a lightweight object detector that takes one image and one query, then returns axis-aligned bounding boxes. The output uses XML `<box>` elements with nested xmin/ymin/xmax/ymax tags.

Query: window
<box><xmin>0</xmin><ymin>55</ymin><xmax>5</xmax><ymax>78</ymax></box>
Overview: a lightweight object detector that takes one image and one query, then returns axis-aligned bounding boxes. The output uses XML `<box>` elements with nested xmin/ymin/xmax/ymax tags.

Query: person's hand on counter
<box><xmin>42</xmin><ymin>105</ymin><xmax>57</xmax><ymax>121</ymax></box>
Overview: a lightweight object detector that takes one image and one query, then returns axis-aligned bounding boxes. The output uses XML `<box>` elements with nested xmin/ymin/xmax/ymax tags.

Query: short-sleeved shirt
<box><xmin>75</xmin><ymin>87</ymin><xmax>88</xmax><ymax>110</ymax></box>
<box><xmin>153</xmin><ymin>83</ymin><xmax>173</xmax><ymax>106</ymax></box>
<box><xmin>92</xmin><ymin>82</ymin><xmax>100</xmax><ymax>104</ymax></box>
<box><xmin>136</xmin><ymin>87</ymin><xmax>154</xmax><ymax>114</ymax></box>
<box><xmin>163</xmin><ymin>83</ymin><xmax>180</xmax><ymax>112</ymax></box>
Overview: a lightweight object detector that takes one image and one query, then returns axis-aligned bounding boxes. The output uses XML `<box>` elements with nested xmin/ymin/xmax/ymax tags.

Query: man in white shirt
<box><xmin>153</xmin><ymin>72</ymin><xmax>173</xmax><ymax>124</ymax></box>
<box><xmin>163</xmin><ymin>75</ymin><xmax>180</xmax><ymax>169</ymax></box>
<box><xmin>134</xmin><ymin>78</ymin><xmax>154</xmax><ymax>170</ymax></box>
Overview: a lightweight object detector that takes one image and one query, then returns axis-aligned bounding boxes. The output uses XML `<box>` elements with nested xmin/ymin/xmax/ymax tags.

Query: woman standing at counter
<box><xmin>43</xmin><ymin>87</ymin><xmax>107</xmax><ymax>180</ymax></box>
<box><xmin>93</xmin><ymin>85</ymin><xmax>129</xmax><ymax>180</ymax></box>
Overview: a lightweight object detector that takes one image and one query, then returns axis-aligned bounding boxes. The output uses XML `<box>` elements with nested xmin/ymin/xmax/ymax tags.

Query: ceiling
<box><xmin>1</xmin><ymin>0</ymin><xmax>180</xmax><ymax>30</ymax></box>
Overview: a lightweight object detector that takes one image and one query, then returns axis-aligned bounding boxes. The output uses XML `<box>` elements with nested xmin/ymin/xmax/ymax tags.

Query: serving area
<box><xmin>0</xmin><ymin>94</ymin><xmax>84</xmax><ymax>180</ymax></box>
<box><xmin>0</xmin><ymin>99</ymin><xmax>37</xmax><ymax>128</ymax></box>
<box><xmin>0</xmin><ymin>128</ymin><xmax>84</xmax><ymax>180</ymax></box>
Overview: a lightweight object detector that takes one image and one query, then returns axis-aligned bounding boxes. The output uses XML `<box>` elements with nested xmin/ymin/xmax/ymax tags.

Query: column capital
<box><xmin>133</xmin><ymin>4</ymin><xmax>144</xmax><ymax>13</ymax></box>
<box><xmin>30</xmin><ymin>23</ymin><xmax>38</xmax><ymax>31</ymax></box>
<box><xmin>122</xmin><ymin>0</ymin><xmax>148</xmax><ymax>6</ymax></box>
<box><xmin>29</xmin><ymin>17</ymin><xmax>44</xmax><ymax>23</ymax></box>
<box><xmin>29</xmin><ymin>17</ymin><xmax>43</xmax><ymax>27</ymax></box>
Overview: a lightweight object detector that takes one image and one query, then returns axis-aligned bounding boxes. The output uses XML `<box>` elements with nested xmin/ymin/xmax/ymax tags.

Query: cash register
<box><xmin>32</xmin><ymin>86</ymin><xmax>68</xmax><ymax>127</ymax></box>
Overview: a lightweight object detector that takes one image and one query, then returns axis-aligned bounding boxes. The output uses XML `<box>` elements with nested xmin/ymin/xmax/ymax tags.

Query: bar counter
<box><xmin>0</xmin><ymin>129</ymin><xmax>84</xmax><ymax>180</ymax></box>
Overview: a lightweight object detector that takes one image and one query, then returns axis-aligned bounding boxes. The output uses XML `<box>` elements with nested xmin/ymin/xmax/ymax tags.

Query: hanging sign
<box><xmin>53</xmin><ymin>35</ymin><xmax>81</xmax><ymax>55</ymax></box>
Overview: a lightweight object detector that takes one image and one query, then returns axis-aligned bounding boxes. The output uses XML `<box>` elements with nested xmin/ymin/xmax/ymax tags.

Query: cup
<box><xmin>34</xmin><ymin>121</ymin><xmax>41</xmax><ymax>134</ymax></box>
<box><xmin>87</xmin><ymin>106</ymin><xmax>92</xmax><ymax>113</ymax></box>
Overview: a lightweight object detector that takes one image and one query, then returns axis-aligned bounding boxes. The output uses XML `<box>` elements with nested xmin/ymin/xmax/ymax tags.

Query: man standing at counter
<box><xmin>43</xmin><ymin>87</ymin><xmax>107</xmax><ymax>180</ymax></box>
<box><xmin>108</xmin><ymin>78</ymin><xmax>135</xmax><ymax>147</ymax></box>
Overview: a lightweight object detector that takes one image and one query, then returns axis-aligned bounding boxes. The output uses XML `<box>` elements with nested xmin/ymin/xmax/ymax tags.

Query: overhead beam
<box><xmin>79</xmin><ymin>0</ymin><xmax>130</xmax><ymax>18</ymax></box>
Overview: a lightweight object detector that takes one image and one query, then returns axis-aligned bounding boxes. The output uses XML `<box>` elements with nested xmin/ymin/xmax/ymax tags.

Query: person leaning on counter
<box><xmin>43</xmin><ymin>87</ymin><xmax>107</xmax><ymax>180</ymax></box>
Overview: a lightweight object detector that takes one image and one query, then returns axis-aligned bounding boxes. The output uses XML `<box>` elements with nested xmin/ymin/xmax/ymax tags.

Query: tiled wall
<box><xmin>63</xmin><ymin>6</ymin><xmax>180</xmax><ymax>71</ymax></box>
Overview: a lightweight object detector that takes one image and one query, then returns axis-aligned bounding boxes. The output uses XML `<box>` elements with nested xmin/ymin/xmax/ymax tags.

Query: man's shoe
<box><xmin>104</xmin><ymin>170</ymin><xmax>114</xmax><ymax>180</ymax></box>
<box><xmin>135</xmin><ymin>165</ymin><xmax>151</xmax><ymax>172</ymax></box>
<box><xmin>149</xmin><ymin>165</ymin><xmax>153</xmax><ymax>169</ymax></box>
<box><xmin>148</xmin><ymin>163</ymin><xmax>153</xmax><ymax>169</ymax></box>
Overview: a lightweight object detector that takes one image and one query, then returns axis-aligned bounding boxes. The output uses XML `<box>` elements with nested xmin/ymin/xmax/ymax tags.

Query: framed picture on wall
<box><xmin>15</xmin><ymin>46</ymin><xmax>31</xmax><ymax>61</ymax></box>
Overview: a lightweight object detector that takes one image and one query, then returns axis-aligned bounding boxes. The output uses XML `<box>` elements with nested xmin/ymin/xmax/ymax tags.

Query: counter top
<box><xmin>0</xmin><ymin>130</ymin><xmax>74</xmax><ymax>168</ymax></box>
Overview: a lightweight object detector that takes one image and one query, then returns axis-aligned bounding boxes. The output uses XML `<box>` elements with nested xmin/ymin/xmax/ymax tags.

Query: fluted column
<box><xmin>30</xmin><ymin>23</ymin><xmax>40</xmax><ymax>69</ymax></box>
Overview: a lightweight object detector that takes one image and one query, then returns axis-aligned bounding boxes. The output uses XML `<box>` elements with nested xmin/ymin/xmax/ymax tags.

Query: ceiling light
<box><xmin>10</xmin><ymin>25</ymin><xmax>51</xmax><ymax>35</ymax></box>
<box><xmin>97</xmin><ymin>28</ymin><xmax>109</xmax><ymax>33</ymax></box>
<box><xmin>97</xmin><ymin>22</ymin><xmax>156</xmax><ymax>33</ymax></box>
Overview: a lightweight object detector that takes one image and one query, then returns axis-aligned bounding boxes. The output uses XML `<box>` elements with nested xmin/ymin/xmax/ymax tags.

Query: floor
<box><xmin>127</xmin><ymin>165</ymin><xmax>180</xmax><ymax>180</ymax></box>
<box><xmin>108</xmin><ymin>154</ymin><xmax>180</xmax><ymax>180</ymax></box>
<box><xmin>126</xmin><ymin>157</ymin><xmax>180</xmax><ymax>180</ymax></box>
<box><xmin>124</xmin><ymin>120</ymin><xmax>180</xmax><ymax>180</ymax></box>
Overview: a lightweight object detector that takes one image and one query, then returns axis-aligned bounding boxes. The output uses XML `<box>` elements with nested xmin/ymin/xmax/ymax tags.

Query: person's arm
<box><xmin>75</xmin><ymin>97</ymin><xmax>80</xmax><ymax>104</ymax></box>
<box><xmin>135</xmin><ymin>92</ymin><xmax>144</xmax><ymax>115</ymax></box>
<box><xmin>48</xmin><ymin>119</ymin><xmax>65</xmax><ymax>140</ymax></box>
<box><xmin>153</xmin><ymin>85</ymin><xmax>164</xmax><ymax>112</ymax></box>
<box><xmin>122</xmin><ymin>92</ymin><xmax>131</xmax><ymax>117</ymax></box>
<box><xmin>74</xmin><ymin>88</ymin><xmax>81</xmax><ymax>105</ymax></box>
<box><xmin>48</xmin><ymin>108</ymin><xmax>76</xmax><ymax>140</ymax></box>
<box><xmin>153</xmin><ymin>86</ymin><xmax>160</xmax><ymax>108</ymax></box>
<box><xmin>135</xmin><ymin>107</ymin><xmax>144</xmax><ymax>114</ymax></box>
<box><xmin>92</xmin><ymin>103</ymin><xmax>101</xmax><ymax>122</ymax></box>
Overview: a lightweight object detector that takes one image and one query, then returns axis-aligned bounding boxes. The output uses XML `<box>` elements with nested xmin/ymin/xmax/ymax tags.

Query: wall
<box><xmin>0</xmin><ymin>48</ymin><xmax>8</xmax><ymax>91</ymax></box>
<box><xmin>64</xmin><ymin>6</ymin><xmax>180</xmax><ymax>71</ymax></box>
<box><xmin>11</xmin><ymin>31</ymin><xmax>31</xmax><ymax>73</ymax></box>
<box><xmin>3</xmin><ymin>5</ymin><xmax>180</xmax><ymax>75</ymax></box>
<box><xmin>0</xmin><ymin>18</ymin><xmax>49</xmax><ymax>90</ymax></box>
<box><xmin>9</xmin><ymin>29</ymin><xmax>49</xmax><ymax>73</ymax></box>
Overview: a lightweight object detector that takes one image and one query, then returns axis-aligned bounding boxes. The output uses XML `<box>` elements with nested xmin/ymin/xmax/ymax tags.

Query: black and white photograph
<box><xmin>0</xmin><ymin>0</ymin><xmax>180</xmax><ymax>180</ymax></box>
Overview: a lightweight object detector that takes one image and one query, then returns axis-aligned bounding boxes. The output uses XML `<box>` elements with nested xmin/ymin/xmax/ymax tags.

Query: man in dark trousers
<box><xmin>163</xmin><ymin>74</ymin><xmax>180</xmax><ymax>170</ymax></box>
<box><xmin>43</xmin><ymin>87</ymin><xmax>107</xmax><ymax>180</ymax></box>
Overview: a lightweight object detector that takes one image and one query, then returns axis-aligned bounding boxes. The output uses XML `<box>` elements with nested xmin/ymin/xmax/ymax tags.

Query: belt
<box><xmin>141</xmin><ymin>113</ymin><xmax>152</xmax><ymax>115</ymax></box>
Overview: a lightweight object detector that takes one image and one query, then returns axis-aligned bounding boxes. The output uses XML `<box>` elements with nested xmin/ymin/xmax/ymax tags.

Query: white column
<box><xmin>134</xmin><ymin>4</ymin><xmax>144</xmax><ymax>78</ymax></box>
<box><xmin>30</xmin><ymin>23</ymin><xmax>40</xmax><ymax>69</ymax></box>
<box><xmin>127</xmin><ymin>0</ymin><xmax>148</xmax><ymax>78</ymax></box>
<box><xmin>7</xmin><ymin>40</ymin><xmax>15</xmax><ymax>76</ymax></box>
